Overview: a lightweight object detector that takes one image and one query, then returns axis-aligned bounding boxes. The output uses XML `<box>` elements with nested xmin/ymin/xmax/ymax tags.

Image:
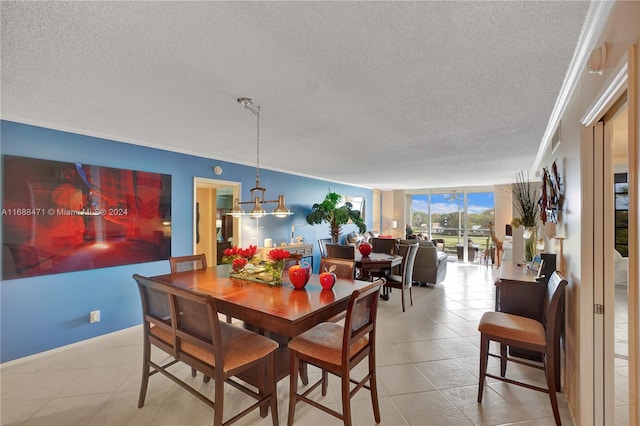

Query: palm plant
<box><xmin>306</xmin><ymin>192</ymin><xmax>366</xmax><ymax>244</ymax></box>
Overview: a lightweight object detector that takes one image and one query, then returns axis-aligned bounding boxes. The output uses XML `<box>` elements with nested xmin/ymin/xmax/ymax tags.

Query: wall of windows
<box><xmin>409</xmin><ymin>189</ymin><xmax>496</xmax><ymax>258</ymax></box>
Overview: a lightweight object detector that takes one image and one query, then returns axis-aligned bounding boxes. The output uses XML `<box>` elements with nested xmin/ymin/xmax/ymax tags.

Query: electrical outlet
<box><xmin>89</xmin><ymin>310</ymin><xmax>100</xmax><ymax>323</ymax></box>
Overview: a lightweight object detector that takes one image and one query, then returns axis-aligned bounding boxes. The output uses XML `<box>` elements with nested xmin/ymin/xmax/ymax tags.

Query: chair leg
<box><xmin>341</xmin><ymin>372</ymin><xmax>352</xmax><ymax>426</ymax></box>
<box><xmin>477</xmin><ymin>334</ymin><xmax>489</xmax><ymax>403</ymax></box>
<box><xmin>268</xmin><ymin>354</ymin><xmax>279</xmax><ymax>426</ymax></box>
<box><xmin>321</xmin><ymin>369</ymin><xmax>329</xmax><ymax>396</ymax></box>
<box><xmin>299</xmin><ymin>359</ymin><xmax>309</xmax><ymax>385</ymax></box>
<box><xmin>287</xmin><ymin>351</ymin><xmax>300</xmax><ymax>426</ymax></box>
<box><xmin>544</xmin><ymin>352</ymin><xmax>562</xmax><ymax>425</ymax></box>
<box><xmin>192</xmin><ymin>367</ymin><xmax>210</xmax><ymax>382</ymax></box>
<box><xmin>369</xmin><ymin>352</ymin><xmax>381</xmax><ymax>423</ymax></box>
<box><xmin>409</xmin><ymin>286</ymin><xmax>413</xmax><ymax>307</ymax></box>
<box><xmin>500</xmin><ymin>343</ymin><xmax>508</xmax><ymax>377</ymax></box>
<box><xmin>138</xmin><ymin>343</ymin><xmax>151</xmax><ymax>408</ymax></box>
<box><xmin>400</xmin><ymin>287</ymin><xmax>406</xmax><ymax>312</ymax></box>
<box><xmin>214</xmin><ymin>372</ymin><xmax>225</xmax><ymax>426</ymax></box>
<box><xmin>258</xmin><ymin>357</ymin><xmax>269</xmax><ymax>418</ymax></box>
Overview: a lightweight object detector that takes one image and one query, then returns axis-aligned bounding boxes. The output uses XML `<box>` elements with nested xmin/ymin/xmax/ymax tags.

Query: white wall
<box><xmin>538</xmin><ymin>2</ymin><xmax>639</xmax><ymax>423</ymax></box>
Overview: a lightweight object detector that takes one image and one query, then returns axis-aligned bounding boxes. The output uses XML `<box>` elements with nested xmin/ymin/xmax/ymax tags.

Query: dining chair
<box><xmin>477</xmin><ymin>271</ymin><xmax>568</xmax><ymax>426</ymax></box>
<box><xmin>169</xmin><ymin>253</ymin><xmax>207</xmax><ymax>273</ymax></box>
<box><xmin>170</xmin><ymin>253</ymin><xmax>234</xmax><ymax>323</ymax></box>
<box><xmin>169</xmin><ymin>254</ymin><xmax>215</xmax><ymax>381</ymax></box>
<box><xmin>132</xmin><ymin>274</ymin><xmax>280</xmax><ymax>426</ymax></box>
<box><xmin>318</xmin><ymin>238</ymin><xmax>333</xmax><ymax>258</ymax></box>
<box><xmin>383</xmin><ymin>242</ymin><xmax>419</xmax><ymax>312</ymax></box>
<box><xmin>319</xmin><ymin>257</ymin><xmax>356</xmax><ymax>279</ymax></box>
<box><xmin>284</xmin><ymin>253</ymin><xmax>302</xmax><ymax>271</ymax></box>
<box><xmin>325</xmin><ymin>243</ymin><xmax>355</xmax><ymax>260</ymax></box>
<box><xmin>287</xmin><ymin>279</ymin><xmax>384</xmax><ymax>426</ymax></box>
<box><xmin>370</xmin><ymin>237</ymin><xmax>397</xmax><ymax>255</ymax></box>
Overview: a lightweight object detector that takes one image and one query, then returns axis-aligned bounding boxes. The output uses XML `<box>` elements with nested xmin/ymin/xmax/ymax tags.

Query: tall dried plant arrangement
<box><xmin>512</xmin><ymin>171</ymin><xmax>539</xmax><ymax>227</ymax></box>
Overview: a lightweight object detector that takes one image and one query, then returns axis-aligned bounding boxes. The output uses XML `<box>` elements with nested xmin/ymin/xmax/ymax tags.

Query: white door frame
<box><xmin>581</xmin><ymin>45</ymin><xmax>638</xmax><ymax>426</ymax></box>
<box><xmin>193</xmin><ymin>177</ymin><xmax>241</xmax><ymax>259</ymax></box>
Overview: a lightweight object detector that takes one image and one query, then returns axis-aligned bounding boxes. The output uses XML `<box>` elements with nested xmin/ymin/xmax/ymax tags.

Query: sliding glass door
<box><xmin>409</xmin><ymin>189</ymin><xmax>495</xmax><ymax>260</ymax></box>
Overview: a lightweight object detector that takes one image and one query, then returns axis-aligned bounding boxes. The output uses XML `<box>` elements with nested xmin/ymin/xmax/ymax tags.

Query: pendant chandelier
<box><xmin>229</xmin><ymin>97</ymin><xmax>292</xmax><ymax>218</ymax></box>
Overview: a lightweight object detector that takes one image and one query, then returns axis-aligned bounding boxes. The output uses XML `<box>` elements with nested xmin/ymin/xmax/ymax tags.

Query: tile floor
<box><xmin>1</xmin><ymin>262</ymin><xmax>576</xmax><ymax>426</ymax></box>
<box><xmin>614</xmin><ymin>285</ymin><xmax>630</xmax><ymax>426</ymax></box>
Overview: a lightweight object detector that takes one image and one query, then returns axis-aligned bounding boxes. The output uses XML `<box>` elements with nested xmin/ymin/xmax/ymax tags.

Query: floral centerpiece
<box><xmin>511</xmin><ymin>171</ymin><xmax>540</xmax><ymax>262</ymax></box>
<box><xmin>222</xmin><ymin>245</ymin><xmax>290</xmax><ymax>286</ymax></box>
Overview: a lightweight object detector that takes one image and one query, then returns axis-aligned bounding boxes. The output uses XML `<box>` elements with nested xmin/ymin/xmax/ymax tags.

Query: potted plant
<box><xmin>306</xmin><ymin>192</ymin><xmax>366</xmax><ymax>244</ymax></box>
<box><xmin>511</xmin><ymin>171</ymin><xmax>540</xmax><ymax>261</ymax></box>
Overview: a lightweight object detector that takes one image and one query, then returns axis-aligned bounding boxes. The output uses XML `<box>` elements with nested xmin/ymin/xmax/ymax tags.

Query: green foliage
<box><xmin>512</xmin><ymin>171</ymin><xmax>539</xmax><ymax>227</ymax></box>
<box><xmin>306</xmin><ymin>192</ymin><xmax>366</xmax><ymax>244</ymax></box>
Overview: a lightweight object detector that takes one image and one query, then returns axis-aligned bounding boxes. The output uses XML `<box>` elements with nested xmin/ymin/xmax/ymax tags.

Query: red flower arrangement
<box><xmin>231</xmin><ymin>257</ymin><xmax>248</xmax><ymax>272</ymax></box>
<box><xmin>222</xmin><ymin>245</ymin><xmax>260</xmax><ymax>264</ymax></box>
<box><xmin>222</xmin><ymin>245</ymin><xmax>290</xmax><ymax>286</ymax></box>
<box><xmin>268</xmin><ymin>248</ymin><xmax>291</xmax><ymax>262</ymax></box>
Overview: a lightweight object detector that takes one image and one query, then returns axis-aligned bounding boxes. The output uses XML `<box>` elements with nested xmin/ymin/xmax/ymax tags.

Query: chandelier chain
<box><xmin>255</xmin><ymin>105</ymin><xmax>260</xmax><ymax>185</ymax></box>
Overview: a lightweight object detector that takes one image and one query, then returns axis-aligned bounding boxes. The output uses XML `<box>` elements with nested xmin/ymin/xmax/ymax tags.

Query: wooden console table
<box><xmin>495</xmin><ymin>261</ymin><xmax>561</xmax><ymax>389</ymax></box>
<box><xmin>262</xmin><ymin>243</ymin><xmax>314</xmax><ymax>268</ymax></box>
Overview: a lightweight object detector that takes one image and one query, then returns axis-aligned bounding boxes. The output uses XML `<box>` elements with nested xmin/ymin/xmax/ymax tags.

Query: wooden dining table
<box><xmin>355</xmin><ymin>252</ymin><xmax>402</xmax><ymax>275</ymax></box>
<box><xmin>355</xmin><ymin>252</ymin><xmax>403</xmax><ymax>299</ymax></box>
<box><xmin>150</xmin><ymin>264</ymin><xmax>373</xmax><ymax>384</ymax></box>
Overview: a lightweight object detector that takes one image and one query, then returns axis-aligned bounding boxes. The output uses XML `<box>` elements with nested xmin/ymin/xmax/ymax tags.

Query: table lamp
<box><xmin>389</xmin><ymin>220</ymin><xmax>398</xmax><ymax>236</ymax></box>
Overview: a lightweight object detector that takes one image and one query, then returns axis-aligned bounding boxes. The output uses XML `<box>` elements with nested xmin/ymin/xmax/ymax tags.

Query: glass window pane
<box><xmin>410</xmin><ymin>190</ymin><xmax>495</xmax><ymax>260</ymax></box>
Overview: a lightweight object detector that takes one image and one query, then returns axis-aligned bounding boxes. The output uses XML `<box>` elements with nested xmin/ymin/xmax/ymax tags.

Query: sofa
<box><xmin>399</xmin><ymin>239</ymin><xmax>448</xmax><ymax>286</ymax></box>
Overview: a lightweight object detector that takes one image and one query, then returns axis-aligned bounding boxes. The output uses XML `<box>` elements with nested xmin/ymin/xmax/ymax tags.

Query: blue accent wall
<box><xmin>0</xmin><ymin>120</ymin><xmax>372</xmax><ymax>362</ymax></box>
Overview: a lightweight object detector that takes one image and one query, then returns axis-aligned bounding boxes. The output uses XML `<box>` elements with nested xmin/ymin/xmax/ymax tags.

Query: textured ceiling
<box><xmin>1</xmin><ymin>1</ymin><xmax>591</xmax><ymax>190</ymax></box>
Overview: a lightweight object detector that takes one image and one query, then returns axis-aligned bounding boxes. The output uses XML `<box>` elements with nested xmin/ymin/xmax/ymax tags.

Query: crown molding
<box><xmin>532</xmin><ymin>0</ymin><xmax>615</xmax><ymax>172</ymax></box>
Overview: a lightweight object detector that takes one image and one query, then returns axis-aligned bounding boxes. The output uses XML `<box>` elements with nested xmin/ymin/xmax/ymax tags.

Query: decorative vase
<box><xmin>524</xmin><ymin>227</ymin><xmax>537</xmax><ymax>262</ymax></box>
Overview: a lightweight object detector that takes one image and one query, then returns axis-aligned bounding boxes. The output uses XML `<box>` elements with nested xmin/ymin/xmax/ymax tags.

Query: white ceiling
<box><xmin>1</xmin><ymin>1</ymin><xmax>591</xmax><ymax>190</ymax></box>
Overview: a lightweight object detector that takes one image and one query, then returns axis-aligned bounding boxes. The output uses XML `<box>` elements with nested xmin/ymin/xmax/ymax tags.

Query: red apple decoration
<box><xmin>358</xmin><ymin>242</ymin><xmax>372</xmax><ymax>257</ymax></box>
<box><xmin>288</xmin><ymin>264</ymin><xmax>311</xmax><ymax>289</ymax></box>
<box><xmin>319</xmin><ymin>270</ymin><xmax>337</xmax><ymax>290</ymax></box>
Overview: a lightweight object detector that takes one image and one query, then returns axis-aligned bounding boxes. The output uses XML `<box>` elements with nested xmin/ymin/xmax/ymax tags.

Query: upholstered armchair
<box><xmin>398</xmin><ymin>239</ymin><xmax>447</xmax><ymax>286</ymax></box>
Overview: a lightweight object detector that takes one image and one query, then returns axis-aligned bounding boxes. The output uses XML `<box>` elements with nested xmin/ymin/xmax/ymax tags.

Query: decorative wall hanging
<box><xmin>539</xmin><ymin>160</ymin><xmax>563</xmax><ymax>225</ymax></box>
<box><xmin>2</xmin><ymin>155</ymin><xmax>171</xmax><ymax>279</ymax></box>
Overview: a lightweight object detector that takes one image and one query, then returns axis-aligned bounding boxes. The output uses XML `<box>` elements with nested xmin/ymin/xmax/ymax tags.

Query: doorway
<box><xmin>194</xmin><ymin>178</ymin><xmax>240</xmax><ymax>265</ymax></box>
<box><xmin>586</xmin><ymin>65</ymin><xmax>637</xmax><ymax>424</ymax></box>
<box><xmin>603</xmin><ymin>101</ymin><xmax>631</xmax><ymax>425</ymax></box>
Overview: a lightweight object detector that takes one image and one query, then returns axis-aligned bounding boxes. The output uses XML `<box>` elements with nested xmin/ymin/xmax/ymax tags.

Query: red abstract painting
<box><xmin>2</xmin><ymin>156</ymin><xmax>171</xmax><ymax>279</ymax></box>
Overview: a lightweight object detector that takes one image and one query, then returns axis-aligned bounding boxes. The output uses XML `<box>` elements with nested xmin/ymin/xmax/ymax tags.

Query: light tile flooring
<box><xmin>614</xmin><ymin>285</ymin><xmax>630</xmax><ymax>426</ymax></box>
<box><xmin>1</xmin><ymin>262</ymin><xmax>577</xmax><ymax>426</ymax></box>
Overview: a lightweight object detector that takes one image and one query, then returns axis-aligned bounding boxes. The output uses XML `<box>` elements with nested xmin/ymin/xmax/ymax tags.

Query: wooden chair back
<box><xmin>325</xmin><ymin>244</ymin><xmax>355</xmax><ymax>259</ymax></box>
<box><xmin>371</xmin><ymin>237</ymin><xmax>397</xmax><ymax>255</ymax></box>
<box><xmin>343</xmin><ymin>280</ymin><xmax>383</xmax><ymax>362</ymax></box>
<box><xmin>284</xmin><ymin>253</ymin><xmax>302</xmax><ymax>271</ymax></box>
<box><xmin>134</xmin><ymin>273</ymin><xmax>223</xmax><ymax>374</ymax></box>
<box><xmin>319</xmin><ymin>257</ymin><xmax>355</xmax><ymax>279</ymax></box>
<box><xmin>169</xmin><ymin>254</ymin><xmax>207</xmax><ymax>273</ymax></box>
<box><xmin>543</xmin><ymin>272</ymin><xmax>568</xmax><ymax>348</ymax></box>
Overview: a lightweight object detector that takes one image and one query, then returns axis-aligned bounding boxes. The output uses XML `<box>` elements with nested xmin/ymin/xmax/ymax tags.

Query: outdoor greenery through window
<box><xmin>409</xmin><ymin>190</ymin><xmax>495</xmax><ymax>257</ymax></box>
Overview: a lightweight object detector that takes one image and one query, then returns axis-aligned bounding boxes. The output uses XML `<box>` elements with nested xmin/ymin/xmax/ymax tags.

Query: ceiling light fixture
<box><xmin>229</xmin><ymin>97</ymin><xmax>292</xmax><ymax>219</ymax></box>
